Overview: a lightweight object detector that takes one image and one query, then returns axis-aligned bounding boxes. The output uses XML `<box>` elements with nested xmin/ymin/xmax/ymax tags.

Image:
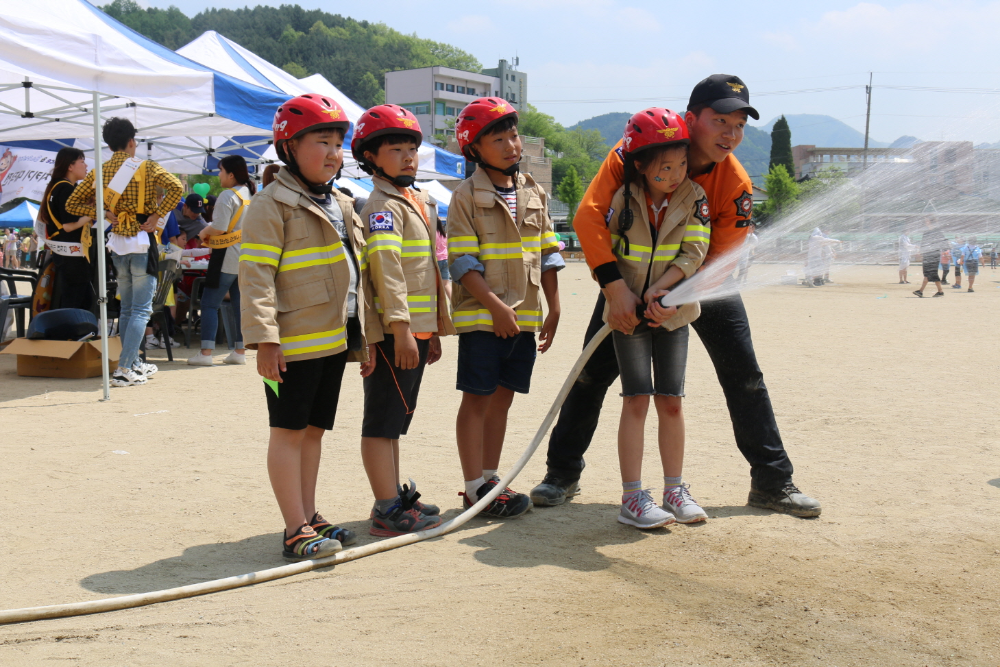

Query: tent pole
<box><xmin>93</xmin><ymin>92</ymin><xmax>110</xmax><ymax>401</ymax></box>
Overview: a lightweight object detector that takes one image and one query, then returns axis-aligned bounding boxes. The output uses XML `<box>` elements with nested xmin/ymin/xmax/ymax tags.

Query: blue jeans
<box><xmin>612</xmin><ymin>323</ymin><xmax>688</xmax><ymax>397</ymax></box>
<box><xmin>112</xmin><ymin>252</ymin><xmax>157</xmax><ymax>370</ymax></box>
<box><xmin>200</xmin><ymin>272</ymin><xmax>242</xmax><ymax>350</ymax></box>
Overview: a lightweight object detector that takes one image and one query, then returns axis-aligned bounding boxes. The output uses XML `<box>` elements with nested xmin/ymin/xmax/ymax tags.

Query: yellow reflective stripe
<box><xmin>448</xmin><ymin>236</ymin><xmax>480</xmax><ymax>253</ymax></box>
<box><xmin>521</xmin><ymin>235</ymin><xmax>542</xmax><ymax>252</ymax></box>
<box><xmin>452</xmin><ymin>309</ymin><xmax>494</xmax><ymax>325</ymax></box>
<box><xmin>540</xmin><ymin>231</ymin><xmax>560</xmax><ymax>249</ymax></box>
<box><xmin>240</xmin><ymin>243</ymin><xmax>281</xmax><ymax>267</ymax></box>
<box><xmin>687</xmin><ymin>224</ymin><xmax>710</xmax><ymax>234</ymax></box>
<box><xmin>516</xmin><ymin>309</ymin><xmax>543</xmax><ymax>326</ymax></box>
<box><xmin>368</xmin><ymin>233</ymin><xmax>403</xmax><ymax>254</ymax></box>
<box><xmin>277</xmin><ymin>244</ymin><xmax>347</xmax><ymax>273</ymax></box>
<box><xmin>401</xmin><ymin>239</ymin><xmax>433</xmax><ymax>258</ymax></box>
<box><xmin>481</xmin><ymin>241</ymin><xmax>523</xmax><ymax>260</ymax></box>
<box><xmin>279</xmin><ymin>327</ymin><xmax>347</xmax><ymax>356</ymax></box>
<box><xmin>374</xmin><ymin>294</ymin><xmax>437</xmax><ymax>314</ymax></box>
<box><xmin>683</xmin><ymin>234</ymin><xmax>710</xmax><ymax>243</ymax></box>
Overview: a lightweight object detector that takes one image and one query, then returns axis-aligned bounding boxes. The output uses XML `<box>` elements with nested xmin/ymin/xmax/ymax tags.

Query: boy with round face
<box><xmin>531</xmin><ymin>75</ymin><xmax>821</xmax><ymax>518</ymax></box>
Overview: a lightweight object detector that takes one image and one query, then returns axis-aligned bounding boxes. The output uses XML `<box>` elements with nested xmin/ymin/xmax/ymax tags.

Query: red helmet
<box><xmin>621</xmin><ymin>107</ymin><xmax>689</xmax><ymax>156</ymax></box>
<box><xmin>455</xmin><ymin>97</ymin><xmax>519</xmax><ymax>160</ymax></box>
<box><xmin>350</xmin><ymin>104</ymin><xmax>423</xmax><ymax>162</ymax></box>
<box><xmin>273</xmin><ymin>94</ymin><xmax>350</xmax><ymax>162</ymax></box>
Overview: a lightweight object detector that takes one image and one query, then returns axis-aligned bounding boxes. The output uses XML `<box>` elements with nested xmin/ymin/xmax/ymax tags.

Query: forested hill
<box><xmin>101</xmin><ymin>0</ymin><xmax>481</xmax><ymax>107</ymax></box>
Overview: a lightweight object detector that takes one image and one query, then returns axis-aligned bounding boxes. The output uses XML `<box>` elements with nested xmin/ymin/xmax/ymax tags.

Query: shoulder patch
<box><xmin>604</xmin><ymin>206</ymin><xmax>615</xmax><ymax>226</ymax></box>
<box><xmin>614</xmin><ymin>146</ymin><xmax>624</xmax><ymax>162</ymax></box>
<box><xmin>734</xmin><ymin>190</ymin><xmax>754</xmax><ymax>219</ymax></box>
<box><xmin>694</xmin><ymin>197</ymin><xmax>711</xmax><ymax>225</ymax></box>
<box><xmin>368</xmin><ymin>211</ymin><xmax>394</xmax><ymax>232</ymax></box>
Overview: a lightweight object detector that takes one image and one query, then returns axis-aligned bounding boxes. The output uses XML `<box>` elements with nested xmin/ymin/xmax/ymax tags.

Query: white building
<box><xmin>385</xmin><ymin>59</ymin><xmax>528</xmax><ymax>144</ymax></box>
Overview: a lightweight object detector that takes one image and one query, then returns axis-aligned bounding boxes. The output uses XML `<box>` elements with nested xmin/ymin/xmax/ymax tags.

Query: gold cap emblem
<box><xmin>657</xmin><ymin>127</ymin><xmax>679</xmax><ymax>139</ymax></box>
<box><xmin>727</xmin><ymin>82</ymin><xmax>745</xmax><ymax>93</ymax></box>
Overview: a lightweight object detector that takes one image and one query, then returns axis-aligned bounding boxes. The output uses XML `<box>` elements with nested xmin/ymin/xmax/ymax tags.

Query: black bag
<box><xmin>27</xmin><ymin>308</ymin><xmax>99</xmax><ymax>341</ymax></box>
<box><xmin>145</xmin><ymin>231</ymin><xmax>159</xmax><ymax>277</ymax></box>
<box><xmin>205</xmin><ymin>247</ymin><xmax>228</xmax><ymax>289</ymax></box>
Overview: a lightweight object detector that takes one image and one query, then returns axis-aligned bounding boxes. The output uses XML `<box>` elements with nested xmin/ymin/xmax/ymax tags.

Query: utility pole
<box><xmin>862</xmin><ymin>72</ymin><xmax>873</xmax><ymax>170</ymax></box>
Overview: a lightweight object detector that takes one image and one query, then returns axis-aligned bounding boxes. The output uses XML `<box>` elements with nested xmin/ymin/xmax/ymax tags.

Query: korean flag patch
<box><xmin>369</xmin><ymin>211</ymin><xmax>394</xmax><ymax>232</ymax></box>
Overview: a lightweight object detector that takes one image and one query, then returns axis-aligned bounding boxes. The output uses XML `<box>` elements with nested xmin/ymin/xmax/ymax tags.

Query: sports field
<box><xmin>2</xmin><ymin>262</ymin><xmax>998</xmax><ymax>666</ymax></box>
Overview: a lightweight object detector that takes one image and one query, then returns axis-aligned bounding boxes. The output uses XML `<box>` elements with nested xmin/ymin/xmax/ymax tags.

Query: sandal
<box><xmin>309</xmin><ymin>512</ymin><xmax>358</xmax><ymax>546</ymax></box>
<box><xmin>282</xmin><ymin>523</ymin><xmax>342</xmax><ymax>562</ymax></box>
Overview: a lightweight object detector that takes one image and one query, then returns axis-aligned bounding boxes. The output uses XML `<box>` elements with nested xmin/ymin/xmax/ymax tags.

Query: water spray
<box><xmin>0</xmin><ymin>325</ymin><xmax>614</xmax><ymax>626</ymax></box>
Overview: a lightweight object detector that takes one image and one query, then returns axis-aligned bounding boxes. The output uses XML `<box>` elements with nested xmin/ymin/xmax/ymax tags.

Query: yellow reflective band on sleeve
<box><xmin>520</xmin><ymin>235</ymin><xmax>542</xmax><ymax>252</ymax></box>
<box><xmin>610</xmin><ymin>235</ymin><xmax>652</xmax><ymax>262</ymax></box>
<box><xmin>279</xmin><ymin>327</ymin><xmax>347</xmax><ymax>357</ymax></box>
<box><xmin>240</xmin><ymin>243</ymin><xmax>282</xmax><ymax>267</ymax></box>
<box><xmin>515</xmin><ymin>310</ymin><xmax>543</xmax><ymax>326</ymax></box>
<box><xmin>652</xmin><ymin>243</ymin><xmax>680</xmax><ymax>263</ymax></box>
<box><xmin>277</xmin><ymin>244</ymin><xmax>347</xmax><ymax>273</ymax></box>
<box><xmin>480</xmin><ymin>241</ymin><xmax>523</xmax><ymax>260</ymax></box>
<box><xmin>683</xmin><ymin>224</ymin><xmax>711</xmax><ymax>243</ymax></box>
<box><xmin>357</xmin><ymin>248</ymin><xmax>369</xmax><ymax>271</ymax></box>
<box><xmin>368</xmin><ymin>233</ymin><xmax>403</xmax><ymax>254</ymax></box>
<box><xmin>540</xmin><ymin>231</ymin><xmax>560</xmax><ymax>249</ymax></box>
<box><xmin>448</xmin><ymin>236</ymin><xmax>480</xmax><ymax>253</ymax></box>
<box><xmin>401</xmin><ymin>239</ymin><xmax>433</xmax><ymax>258</ymax></box>
<box><xmin>374</xmin><ymin>294</ymin><xmax>438</xmax><ymax>314</ymax></box>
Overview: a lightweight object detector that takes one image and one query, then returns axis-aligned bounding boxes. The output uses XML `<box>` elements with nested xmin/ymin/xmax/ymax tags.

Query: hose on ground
<box><xmin>0</xmin><ymin>325</ymin><xmax>612</xmax><ymax>626</ymax></box>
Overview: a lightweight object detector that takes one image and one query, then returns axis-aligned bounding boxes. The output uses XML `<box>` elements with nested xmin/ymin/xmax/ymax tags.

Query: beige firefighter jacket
<box><xmin>360</xmin><ymin>177</ymin><xmax>456</xmax><ymax>336</ymax></box>
<box><xmin>239</xmin><ymin>167</ymin><xmax>380</xmax><ymax>363</ymax></box>
<box><xmin>603</xmin><ymin>177</ymin><xmax>711</xmax><ymax>331</ymax></box>
<box><xmin>447</xmin><ymin>169</ymin><xmax>560</xmax><ymax>334</ymax></box>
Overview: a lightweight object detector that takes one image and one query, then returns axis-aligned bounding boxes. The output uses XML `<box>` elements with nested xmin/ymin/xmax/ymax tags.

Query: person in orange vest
<box><xmin>530</xmin><ymin>75</ymin><xmax>821</xmax><ymax>518</ymax></box>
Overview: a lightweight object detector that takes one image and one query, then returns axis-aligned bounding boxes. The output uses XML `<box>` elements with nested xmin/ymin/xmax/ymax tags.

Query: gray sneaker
<box><xmin>748</xmin><ymin>483</ymin><xmax>822</xmax><ymax>517</ymax></box>
<box><xmin>662</xmin><ymin>484</ymin><xmax>708</xmax><ymax>524</ymax></box>
<box><xmin>530</xmin><ymin>474</ymin><xmax>581</xmax><ymax>507</ymax></box>
<box><xmin>618</xmin><ymin>490</ymin><xmax>675</xmax><ymax>530</ymax></box>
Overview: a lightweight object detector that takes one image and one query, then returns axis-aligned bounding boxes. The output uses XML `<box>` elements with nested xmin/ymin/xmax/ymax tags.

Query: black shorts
<box><xmin>361</xmin><ymin>334</ymin><xmax>430</xmax><ymax>439</ymax></box>
<box><xmin>265</xmin><ymin>352</ymin><xmax>348</xmax><ymax>431</ymax></box>
<box><xmin>456</xmin><ymin>330</ymin><xmax>536</xmax><ymax>396</ymax></box>
<box><xmin>922</xmin><ymin>256</ymin><xmax>941</xmax><ymax>282</ymax></box>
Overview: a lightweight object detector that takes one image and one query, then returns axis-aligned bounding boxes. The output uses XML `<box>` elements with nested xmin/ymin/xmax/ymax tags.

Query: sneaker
<box><xmin>144</xmin><ymin>334</ymin><xmax>162</xmax><ymax>349</ymax></box>
<box><xmin>187</xmin><ymin>352</ymin><xmax>214</xmax><ymax>366</ymax></box>
<box><xmin>309</xmin><ymin>512</ymin><xmax>358</xmax><ymax>546</ymax></box>
<box><xmin>111</xmin><ymin>367</ymin><xmax>147</xmax><ymax>387</ymax></box>
<box><xmin>952</xmin><ymin>284</ymin><xmax>962</xmax><ymax>289</ymax></box>
<box><xmin>460</xmin><ymin>477</ymin><xmax>532</xmax><ymax>519</ymax></box>
<box><xmin>933</xmin><ymin>291</ymin><xmax>944</xmax><ymax>297</ymax></box>
<box><xmin>662</xmin><ymin>484</ymin><xmax>708</xmax><ymax>524</ymax></box>
<box><xmin>967</xmin><ymin>288</ymin><xmax>975</xmax><ymax>293</ymax></box>
<box><xmin>941</xmin><ymin>279</ymin><xmax>949</xmax><ymax>284</ymax></box>
<box><xmin>618</xmin><ymin>489</ymin><xmax>675</xmax><ymax>530</ymax></box>
<box><xmin>748</xmin><ymin>482</ymin><xmax>822</xmax><ymax>518</ymax></box>
<box><xmin>282</xmin><ymin>524</ymin><xmax>341</xmax><ymax>562</ymax></box>
<box><xmin>401</xmin><ymin>478</ymin><xmax>439</xmax><ymax>515</ymax></box>
<box><xmin>132</xmin><ymin>360</ymin><xmax>158</xmax><ymax>378</ymax></box>
<box><xmin>223</xmin><ymin>350</ymin><xmax>246</xmax><ymax>365</ymax></box>
<box><xmin>370</xmin><ymin>498</ymin><xmax>442</xmax><ymax>537</ymax></box>
<box><xmin>167</xmin><ymin>337</ymin><xmax>181</xmax><ymax>348</ymax></box>
<box><xmin>912</xmin><ymin>290</ymin><xmax>924</xmax><ymax>297</ymax></box>
<box><xmin>530</xmin><ymin>474</ymin><xmax>582</xmax><ymax>507</ymax></box>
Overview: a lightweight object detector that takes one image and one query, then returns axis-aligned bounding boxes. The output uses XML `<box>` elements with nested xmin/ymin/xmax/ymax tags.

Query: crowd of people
<box><xmin>19</xmin><ymin>73</ymin><xmax>824</xmax><ymax>562</ymax></box>
<box><xmin>897</xmin><ymin>217</ymin><xmax>992</xmax><ymax>297</ymax></box>
<box><xmin>0</xmin><ymin>229</ymin><xmax>38</xmax><ymax>269</ymax></box>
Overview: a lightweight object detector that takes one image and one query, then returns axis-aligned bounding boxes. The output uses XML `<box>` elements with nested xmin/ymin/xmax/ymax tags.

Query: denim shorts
<box><xmin>437</xmin><ymin>258</ymin><xmax>451</xmax><ymax>281</ymax></box>
<box><xmin>457</xmin><ymin>330</ymin><xmax>536</xmax><ymax>395</ymax></box>
<box><xmin>612</xmin><ymin>322</ymin><xmax>689</xmax><ymax>397</ymax></box>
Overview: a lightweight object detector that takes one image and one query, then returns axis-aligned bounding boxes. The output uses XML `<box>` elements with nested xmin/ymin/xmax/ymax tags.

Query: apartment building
<box><xmin>385</xmin><ymin>59</ymin><xmax>529</xmax><ymax>143</ymax></box>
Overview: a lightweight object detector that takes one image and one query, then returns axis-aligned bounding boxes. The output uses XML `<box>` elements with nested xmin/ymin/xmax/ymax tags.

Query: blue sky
<box><xmin>141</xmin><ymin>0</ymin><xmax>1000</xmax><ymax>144</ymax></box>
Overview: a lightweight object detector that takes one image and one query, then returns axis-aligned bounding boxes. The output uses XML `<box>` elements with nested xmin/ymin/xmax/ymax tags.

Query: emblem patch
<box><xmin>733</xmin><ymin>190</ymin><xmax>753</xmax><ymax>227</ymax></box>
<box><xmin>614</xmin><ymin>146</ymin><xmax>624</xmax><ymax>161</ymax></box>
<box><xmin>727</xmin><ymin>82</ymin><xmax>745</xmax><ymax>93</ymax></box>
<box><xmin>369</xmin><ymin>211</ymin><xmax>394</xmax><ymax>232</ymax></box>
<box><xmin>694</xmin><ymin>197</ymin><xmax>710</xmax><ymax>225</ymax></box>
<box><xmin>657</xmin><ymin>127</ymin><xmax>679</xmax><ymax>139</ymax></box>
<box><xmin>604</xmin><ymin>207</ymin><xmax>615</xmax><ymax>225</ymax></box>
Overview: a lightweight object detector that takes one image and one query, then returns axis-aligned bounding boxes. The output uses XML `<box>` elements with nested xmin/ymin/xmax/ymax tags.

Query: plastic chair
<box><xmin>0</xmin><ymin>268</ymin><xmax>37</xmax><ymax>339</ymax></box>
<box><xmin>148</xmin><ymin>259</ymin><xmax>181</xmax><ymax>362</ymax></box>
<box><xmin>184</xmin><ymin>275</ymin><xmax>206</xmax><ymax>349</ymax></box>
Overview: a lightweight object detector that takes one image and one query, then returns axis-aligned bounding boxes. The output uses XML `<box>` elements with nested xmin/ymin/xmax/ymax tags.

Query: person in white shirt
<box><xmin>898</xmin><ymin>232</ymin><xmax>919</xmax><ymax>284</ymax></box>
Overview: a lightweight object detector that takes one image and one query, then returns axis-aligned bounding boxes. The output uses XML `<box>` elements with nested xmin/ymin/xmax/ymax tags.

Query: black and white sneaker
<box><xmin>461</xmin><ymin>476</ymin><xmax>532</xmax><ymax>519</ymax></box>
<box><xmin>530</xmin><ymin>474</ymin><xmax>582</xmax><ymax>507</ymax></box>
<box><xmin>748</xmin><ymin>482</ymin><xmax>821</xmax><ymax>517</ymax></box>
<box><xmin>111</xmin><ymin>367</ymin><xmax>147</xmax><ymax>387</ymax></box>
<box><xmin>132</xmin><ymin>361</ymin><xmax>158</xmax><ymax>378</ymax></box>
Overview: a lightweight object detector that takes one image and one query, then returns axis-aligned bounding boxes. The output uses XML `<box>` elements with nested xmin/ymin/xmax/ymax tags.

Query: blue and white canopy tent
<box><xmin>177</xmin><ymin>30</ymin><xmax>466</xmax><ymax>180</ymax></box>
<box><xmin>0</xmin><ymin>0</ymin><xmax>292</xmax><ymax>397</ymax></box>
<box><xmin>0</xmin><ymin>201</ymin><xmax>39</xmax><ymax>228</ymax></box>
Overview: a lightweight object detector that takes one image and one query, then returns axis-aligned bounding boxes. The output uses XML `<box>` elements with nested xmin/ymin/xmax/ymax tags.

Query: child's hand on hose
<box><xmin>538</xmin><ymin>310</ymin><xmax>560</xmax><ymax>353</ymax></box>
<box><xmin>490</xmin><ymin>303</ymin><xmax>520</xmax><ymax>339</ymax></box>
<box><xmin>360</xmin><ymin>344</ymin><xmax>377</xmax><ymax>377</ymax></box>
<box><xmin>391</xmin><ymin>322</ymin><xmax>420</xmax><ymax>369</ymax></box>
<box><xmin>643</xmin><ymin>288</ymin><xmax>677</xmax><ymax>328</ymax></box>
<box><xmin>257</xmin><ymin>342</ymin><xmax>286</xmax><ymax>382</ymax></box>
<box><xmin>427</xmin><ymin>335</ymin><xmax>442</xmax><ymax>365</ymax></box>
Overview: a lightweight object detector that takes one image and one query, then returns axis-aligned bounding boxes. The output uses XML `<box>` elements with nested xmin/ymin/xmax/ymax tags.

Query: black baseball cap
<box><xmin>687</xmin><ymin>74</ymin><xmax>759</xmax><ymax>120</ymax></box>
<box><xmin>184</xmin><ymin>194</ymin><xmax>205</xmax><ymax>214</ymax></box>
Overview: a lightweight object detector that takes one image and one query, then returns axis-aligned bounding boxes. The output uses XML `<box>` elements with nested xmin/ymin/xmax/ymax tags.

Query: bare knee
<box><xmin>622</xmin><ymin>395</ymin><xmax>650</xmax><ymax>418</ymax></box>
<box><xmin>654</xmin><ymin>395</ymin><xmax>683</xmax><ymax>418</ymax></box>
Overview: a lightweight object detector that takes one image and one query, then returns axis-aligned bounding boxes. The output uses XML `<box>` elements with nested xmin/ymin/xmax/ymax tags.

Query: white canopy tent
<box><xmin>0</xmin><ymin>0</ymin><xmax>292</xmax><ymax>398</ymax></box>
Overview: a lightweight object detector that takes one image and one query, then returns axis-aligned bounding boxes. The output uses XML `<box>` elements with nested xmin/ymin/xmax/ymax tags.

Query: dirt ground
<box><xmin>1</xmin><ymin>262</ymin><xmax>998</xmax><ymax>666</ymax></box>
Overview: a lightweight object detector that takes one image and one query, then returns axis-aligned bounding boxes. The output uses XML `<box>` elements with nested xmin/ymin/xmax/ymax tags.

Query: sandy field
<box><xmin>1</xmin><ymin>262</ymin><xmax>999</xmax><ymax>666</ymax></box>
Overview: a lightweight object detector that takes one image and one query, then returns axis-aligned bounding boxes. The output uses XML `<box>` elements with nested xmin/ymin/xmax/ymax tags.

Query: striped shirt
<box><xmin>495</xmin><ymin>184</ymin><xmax>517</xmax><ymax>221</ymax></box>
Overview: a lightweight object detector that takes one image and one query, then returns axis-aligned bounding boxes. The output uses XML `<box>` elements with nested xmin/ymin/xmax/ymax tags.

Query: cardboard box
<box><xmin>1</xmin><ymin>337</ymin><xmax>122</xmax><ymax>379</ymax></box>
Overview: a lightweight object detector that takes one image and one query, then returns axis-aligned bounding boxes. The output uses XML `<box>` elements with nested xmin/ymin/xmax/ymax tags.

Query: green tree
<box><xmin>354</xmin><ymin>71</ymin><xmax>384</xmax><ymax>107</ymax></box>
<box><xmin>768</xmin><ymin>115</ymin><xmax>795</xmax><ymax>177</ymax></box>
<box><xmin>282</xmin><ymin>62</ymin><xmax>309</xmax><ymax>78</ymax></box>
<box><xmin>556</xmin><ymin>166</ymin><xmax>585</xmax><ymax>226</ymax></box>
<box><xmin>432</xmin><ymin>118</ymin><xmax>456</xmax><ymax>148</ymax></box>
<box><xmin>760</xmin><ymin>164</ymin><xmax>799</xmax><ymax>220</ymax></box>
